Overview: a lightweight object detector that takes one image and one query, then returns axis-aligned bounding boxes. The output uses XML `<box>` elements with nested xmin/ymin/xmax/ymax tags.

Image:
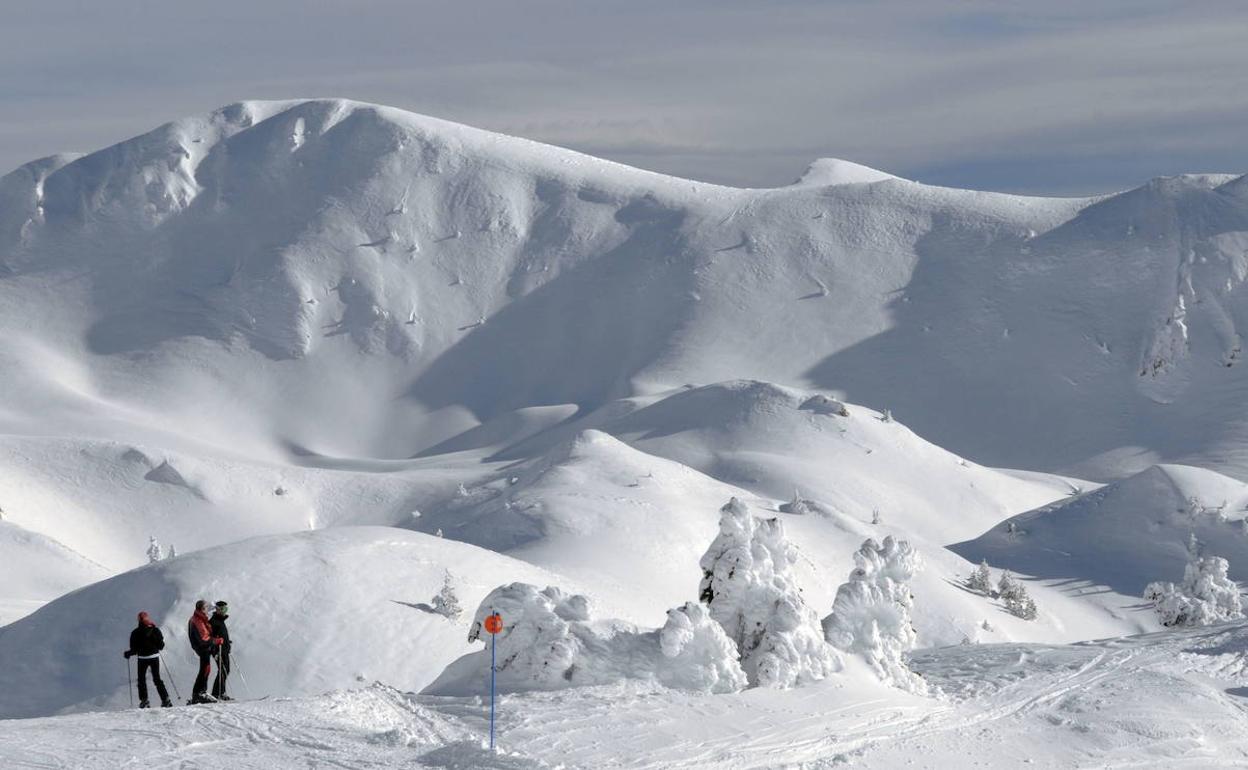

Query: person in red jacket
<box><xmin>187</xmin><ymin>599</ymin><xmax>223</xmax><ymax>704</ymax></box>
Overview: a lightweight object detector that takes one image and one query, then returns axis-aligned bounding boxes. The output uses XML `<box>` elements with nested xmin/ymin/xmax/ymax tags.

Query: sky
<box><xmin>2</xmin><ymin>1</ymin><xmax>1246</xmax><ymax>195</ymax></box>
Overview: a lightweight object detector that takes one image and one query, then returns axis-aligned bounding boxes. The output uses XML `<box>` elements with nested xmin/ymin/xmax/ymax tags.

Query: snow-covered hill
<box><xmin>954</xmin><ymin>463</ymin><xmax>1248</xmax><ymax>597</ymax></box>
<box><xmin>0</xmin><ymin>527</ymin><xmax>579</xmax><ymax>720</ymax></box>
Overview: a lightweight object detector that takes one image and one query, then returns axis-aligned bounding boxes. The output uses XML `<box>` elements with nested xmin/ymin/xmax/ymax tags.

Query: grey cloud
<box><xmin>1</xmin><ymin>1</ymin><xmax>1244</xmax><ymax>194</ymax></box>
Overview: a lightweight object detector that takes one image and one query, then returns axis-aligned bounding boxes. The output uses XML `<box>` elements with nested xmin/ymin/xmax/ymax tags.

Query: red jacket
<box><xmin>187</xmin><ymin>609</ymin><xmax>213</xmax><ymax>653</ymax></box>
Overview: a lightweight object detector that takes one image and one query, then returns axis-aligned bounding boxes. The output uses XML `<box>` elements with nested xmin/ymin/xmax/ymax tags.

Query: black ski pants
<box><xmin>136</xmin><ymin>657</ymin><xmax>169</xmax><ymax>704</ymax></box>
<box><xmin>192</xmin><ymin>649</ymin><xmax>213</xmax><ymax>696</ymax></box>
<box><xmin>212</xmin><ymin>649</ymin><xmax>231</xmax><ymax>698</ymax></box>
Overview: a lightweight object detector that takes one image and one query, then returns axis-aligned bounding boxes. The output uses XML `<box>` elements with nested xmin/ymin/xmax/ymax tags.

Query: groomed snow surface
<box><xmin>3</xmin><ymin>99</ymin><xmax>1248</xmax><ymax>767</ymax></box>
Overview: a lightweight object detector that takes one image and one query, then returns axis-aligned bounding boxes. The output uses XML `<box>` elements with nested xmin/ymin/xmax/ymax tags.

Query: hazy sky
<box><xmin>3</xmin><ymin>1</ymin><xmax>1246</xmax><ymax>195</ymax></box>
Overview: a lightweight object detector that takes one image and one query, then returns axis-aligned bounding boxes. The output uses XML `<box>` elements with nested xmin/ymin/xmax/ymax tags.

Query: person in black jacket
<box><xmin>124</xmin><ymin>611</ymin><xmax>172</xmax><ymax>708</ymax></box>
<box><xmin>210</xmin><ymin>600</ymin><xmax>233</xmax><ymax>701</ymax></box>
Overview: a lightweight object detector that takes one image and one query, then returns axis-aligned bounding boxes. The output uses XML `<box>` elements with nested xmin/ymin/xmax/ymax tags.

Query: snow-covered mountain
<box><xmin>4</xmin><ymin>99</ymin><xmax>1248</xmax><ymax>765</ymax></box>
<box><xmin>3</xmin><ymin>99</ymin><xmax>1247</xmax><ymax>477</ymax></box>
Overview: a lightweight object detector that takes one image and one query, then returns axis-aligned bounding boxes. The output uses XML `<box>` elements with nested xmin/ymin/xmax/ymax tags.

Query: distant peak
<box><xmin>790</xmin><ymin>158</ymin><xmax>899</xmax><ymax>187</ymax></box>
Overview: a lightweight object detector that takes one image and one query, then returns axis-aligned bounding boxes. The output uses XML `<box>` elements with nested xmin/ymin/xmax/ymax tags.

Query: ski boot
<box><xmin>139</xmin><ymin>700</ymin><xmax>150</xmax><ymax>709</ymax></box>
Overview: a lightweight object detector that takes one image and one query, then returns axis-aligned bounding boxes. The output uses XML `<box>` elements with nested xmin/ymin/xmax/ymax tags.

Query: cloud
<box><xmin>1</xmin><ymin>1</ymin><xmax>1244</xmax><ymax>195</ymax></box>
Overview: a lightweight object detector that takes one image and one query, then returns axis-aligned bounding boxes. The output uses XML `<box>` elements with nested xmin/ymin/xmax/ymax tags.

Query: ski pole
<box><xmin>126</xmin><ymin>657</ymin><xmax>134</xmax><ymax>708</ymax></box>
<box><xmin>161</xmin><ymin>654</ymin><xmax>182</xmax><ymax>700</ymax></box>
<box><xmin>233</xmin><ymin>651</ymin><xmax>253</xmax><ymax>698</ymax></box>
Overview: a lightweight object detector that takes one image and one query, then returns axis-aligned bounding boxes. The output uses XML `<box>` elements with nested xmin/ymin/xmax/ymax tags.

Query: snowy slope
<box><xmin>953</xmin><ymin>463</ymin><xmax>1248</xmax><ymax>597</ymax></box>
<box><xmin>0</xmin><ymin>520</ymin><xmax>106</xmax><ymax>624</ymax></box>
<box><xmin>6</xmin><ymin>622</ymin><xmax>1248</xmax><ymax>768</ymax></box>
<box><xmin>2</xmin><ymin>99</ymin><xmax>1247</xmax><ymax>477</ymax></box>
<box><xmin>416</xmin><ymin>390</ymin><xmax>1140</xmax><ymax>646</ymax></box>
<box><xmin>0</xmin><ymin>527</ymin><xmax>581</xmax><ymax>719</ymax></box>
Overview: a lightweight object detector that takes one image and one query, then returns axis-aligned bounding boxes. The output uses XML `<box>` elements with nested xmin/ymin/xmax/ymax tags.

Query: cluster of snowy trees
<box><xmin>1144</xmin><ymin>536</ymin><xmax>1244</xmax><ymax>627</ymax></box>
<box><xmin>145</xmin><ymin>536</ymin><xmax>176</xmax><ymax>563</ymax></box>
<box><xmin>449</xmin><ymin>497</ymin><xmax>927</xmax><ymax>696</ymax></box>
<box><xmin>698</xmin><ymin>498</ymin><xmax>840</xmax><ymax>688</ymax></box>
<box><xmin>966</xmin><ymin>560</ymin><xmax>1037</xmax><ymax>620</ymax></box>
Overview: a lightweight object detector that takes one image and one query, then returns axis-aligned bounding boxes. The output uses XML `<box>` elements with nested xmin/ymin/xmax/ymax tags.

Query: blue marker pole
<box><xmin>490</xmin><ymin>629</ymin><xmax>496</xmax><ymax>751</ymax></box>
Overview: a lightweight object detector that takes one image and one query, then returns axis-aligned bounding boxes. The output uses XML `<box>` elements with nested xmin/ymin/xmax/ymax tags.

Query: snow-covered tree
<box><xmin>966</xmin><ymin>560</ymin><xmax>993</xmax><ymax>595</ymax></box>
<box><xmin>997</xmin><ymin>571</ymin><xmax>1037</xmax><ymax>620</ymax></box>
<box><xmin>146</xmin><ymin>536</ymin><xmax>163</xmax><ymax>564</ymax></box>
<box><xmin>431</xmin><ymin>570</ymin><xmax>462</xmax><ymax>619</ymax></box>
<box><xmin>655</xmin><ymin>601</ymin><xmax>748</xmax><ymax>693</ymax></box>
<box><xmin>699</xmin><ymin>498</ymin><xmax>841</xmax><ymax>688</ymax></box>
<box><xmin>823</xmin><ymin>536</ymin><xmax>927</xmax><ymax>693</ymax></box>
<box><xmin>166</xmin><ymin>544</ymin><xmax>177</xmax><ymax>560</ymax></box>
<box><xmin>466</xmin><ymin>583</ymin><xmax>588</xmax><ymax>690</ymax></box>
<box><xmin>1144</xmin><ymin>538</ymin><xmax>1243</xmax><ymax>627</ymax></box>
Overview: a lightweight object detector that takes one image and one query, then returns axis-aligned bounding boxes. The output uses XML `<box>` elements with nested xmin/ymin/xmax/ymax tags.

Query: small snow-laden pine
<box><xmin>146</xmin><ymin>536</ymin><xmax>163</xmax><ymax>564</ymax></box>
<box><xmin>997</xmin><ymin>571</ymin><xmax>1038</xmax><ymax>620</ymax></box>
<box><xmin>431</xmin><ymin>570</ymin><xmax>462</xmax><ymax>619</ymax></box>
<box><xmin>966</xmin><ymin>560</ymin><xmax>993</xmax><ymax>595</ymax></box>
<box><xmin>699</xmin><ymin>498</ymin><xmax>841</xmax><ymax>689</ymax></box>
<box><xmin>1144</xmin><ymin>538</ymin><xmax>1244</xmax><ymax>627</ymax></box>
<box><xmin>823</xmin><ymin>536</ymin><xmax>927</xmax><ymax>693</ymax></box>
<box><xmin>447</xmin><ymin>583</ymin><xmax>745</xmax><ymax>694</ymax></box>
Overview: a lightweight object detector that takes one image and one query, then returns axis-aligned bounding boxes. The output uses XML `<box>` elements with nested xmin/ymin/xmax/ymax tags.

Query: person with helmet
<box><xmin>124</xmin><ymin>611</ymin><xmax>173</xmax><ymax>708</ymax></box>
<box><xmin>209</xmin><ymin>600</ymin><xmax>233</xmax><ymax>701</ymax></box>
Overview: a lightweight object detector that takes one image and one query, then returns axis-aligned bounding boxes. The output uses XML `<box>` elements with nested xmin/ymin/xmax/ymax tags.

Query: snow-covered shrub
<box><xmin>466</xmin><ymin>583</ymin><xmax>587</xmax><ymax>689</ymax></box>
<box><xmin>654</xmin><ymin>602</ymin><xmax>748</xmax><ymax>693</ymax></box>
<box><xmin>699</xmin><ymin>498</ymin><xmax>841</xmax><ymax>688</ymax></box>
<box><xmin>146</xmin><ymin>536</ymin><xmax>163</xmax><ymax>564</ymax></box>
<box><xmin>779</xmin><ymin>489</ymin><xmax>816</xmax><ymax>515</ymax></box>
<box><xmin>823</xmin><ymin>536</ymin><xmax>926</xmax><ymax>693</ymax></box>
<box><xmin>431</xmin><ymin>570</ymin><xmax>462</xmax><ymax>619</ymax></box>
<box><xmin>434</xmin><ymin>582</ymin><xmax>745</xmax><ymax>695</ymax></box>
<box><xmin>997</xmin><ymin>572</ymin><xmax>1037</xmax><ymax>621</ymax></box>
<box><xmin>1144</xmin><ymin>541</ymin><xmax>1243</xmax><ymax>627</ymax></box>
<box><xmin>966</xmin><ymin>560</ymin><xmax>993</xmax><ymax>595</ymax></box>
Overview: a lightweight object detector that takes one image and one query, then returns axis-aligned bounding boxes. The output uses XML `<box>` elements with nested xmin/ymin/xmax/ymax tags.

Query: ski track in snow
<box><xmin>6</xmin><ymin>624</ymin><xmax>1248</xmax><ymax>768</ymax></box>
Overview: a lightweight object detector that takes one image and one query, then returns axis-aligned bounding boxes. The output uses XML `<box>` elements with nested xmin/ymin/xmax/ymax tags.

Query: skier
<box><xmin>210</xmin><ymin>600</ymin><xmax>233</xmax><ymax>701</ymax></box>
<box><xmin>187</xmin><ymin>599</ymin><xmax>223</xmax><ymax>704</ymax></box>
<box><xmin>123</xmin><ymin>611</ymin><xmax>173</xmax><ymax>708</ymax></box>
